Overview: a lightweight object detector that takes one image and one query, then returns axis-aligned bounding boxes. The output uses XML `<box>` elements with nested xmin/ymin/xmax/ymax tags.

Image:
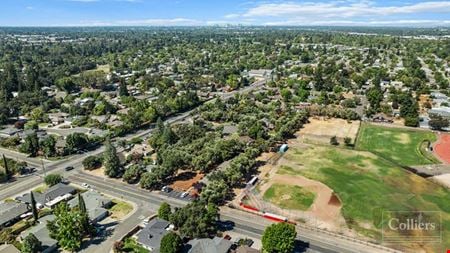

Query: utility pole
<box><xmin>41</xmin><ymin>158</ymin><xmax>47</xmax><ymax>178</ymax></box>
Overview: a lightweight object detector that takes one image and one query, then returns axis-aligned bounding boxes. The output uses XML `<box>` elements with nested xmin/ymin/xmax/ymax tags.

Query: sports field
<box><xmin>263</xmin><ymin>183</ymin><xmax>315</xmax><ymax>211</ymax></box>
<box><xmin>356</xmin><ymin>123</ymin><xmax>439</xmax><ymax>166</ymax></box>
<box><xmin>282</xmin><ymin>145</ymin><xmax>450</xmax><ymax>249</ymax></box>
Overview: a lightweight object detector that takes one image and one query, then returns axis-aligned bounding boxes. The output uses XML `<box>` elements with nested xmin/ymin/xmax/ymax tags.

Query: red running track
<box><xmin>434</xmin><ymin>134</ymin><xmax>450</xmax><ymax>164</ymax></box>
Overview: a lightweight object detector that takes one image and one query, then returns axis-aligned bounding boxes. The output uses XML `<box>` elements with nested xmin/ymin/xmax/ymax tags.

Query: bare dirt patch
<box><xmin>298</xmin><ymin>118</ymin><xmax>360</xmax><ymax>145</ymax></box>
<box><xmin>169</xmin><ymin>171</ymin><xmax>204</xmax><ymax>192</ymax></box>
<box><xmin>257</xmin><ymin>174</ymin><xmax>345</xmax><ymax>230</ymax></box>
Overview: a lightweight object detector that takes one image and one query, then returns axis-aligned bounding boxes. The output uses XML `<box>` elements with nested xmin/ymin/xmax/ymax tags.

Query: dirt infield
<box><xmin>298</xmin><ymin>118</ymin><xmax>360</xmax><ymax>144</ymax></box>
<box><xmin>257</xmin><ymin>173</ymin><xmax>345</xmax><ymax>230</ymax></box>
<box><xmin>434</xmin><ymin>133</ymin><xmax>450</xmax><ymax>164</ymax></box>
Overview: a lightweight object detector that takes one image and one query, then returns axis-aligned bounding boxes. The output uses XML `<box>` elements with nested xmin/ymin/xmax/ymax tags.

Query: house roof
<box><xmin>236</xmin><ymin>246</ymin><xmax>260</xmax><ymax>253</ymax></box>
<box><xmin>222</xmin><ymin>125</ymin><xmax>238</xmax><ymax>135</ymax></box>
<box><xmin>0</xmin><ymin>128</ymin><xmax>22</xmax><ymax>136</ymax></box>
<box><xmin>23</xmin><ymin>215</ymin><xmax>57</xmax><ymax>252</ymax></box>
<box><xmin>68</xmin><ymin>190</ymin><xmax>111</xmax><ymax>209</ymax></box>
<box><xmin>0</xmin><ymin>202</ymin><xmax>29</xmax><ymax>226</ymax></box>
<box><xmin>0</xmin><ymin>244</ymin><xmax>20</xmax><ymax>253</ymax></box>
<box><xmin>186</xmin><ymin>237</ymin><xmax>232</xmax><ymax>253</ymax></box>
<box><xmin>136</xmin><ymin>219</ymin><xmax>170</xmax><ymax>252</ymax></box>
<box><xmin>17</xmin><ymin>183</ymin><xmax>76</xmax><ymax>206</ymax></box>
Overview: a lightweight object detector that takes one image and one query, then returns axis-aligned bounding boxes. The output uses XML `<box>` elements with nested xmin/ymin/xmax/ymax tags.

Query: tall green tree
<box><xmin>44</xmin><ymin>174</ymin><xmax>63</xmax><ymax>186</ymax></box>
<box><xmin>1</xmin><ymin>155</ymin><xmax>10</xmax><ymax>180</ymax></box>
<box><xmin>160</xmin><ymin>232</ymin><xmax>182</xmax><ymax>253</ymax></box>
<box><xmin>47</xmin><ymin>202</ymin><xmax>85</xmax><ymax>252</ymax></box>
<box><xmin>20</xmin><ymin>133</ymin><xmax>40</xmax><ymax>157</ymax></box>
<box><xmin>103</xmin><ymin>138</ymin><xmax>121</xmax><ymax>178</ymax></box>
<box><xmin>78</xmin><ymin>193</ymin><xmax>87</xmax><ymax>214</ymax></box>
<box><xmin>30</xmin><ymin>191</ymin><xmax>38</xmax><ymax>223</ymax></box>
<box><xmin>158</xmin><ymin>202</ymin><xmax>172</xmax><ymax>221</ymax></box>
<box><xmin>66</xmin><ymin>133</ymin><xmax>89</xmax><ymax>154</ymax></box>
<box><xmin>119</xmin><ymin>78</ymin><xmax>129</xmax><ymax>97</ymax></box>
<box><xmin>41</xmin><ymin>136</ymin><xmax>56</xmax><ymax>157</ymax></box>
<box><xmin>22</xmin><ymin>233</ymin><xmax>41</xmax><ymax>253</ymax></box>
<box><xmin>262</xmin><ymin>223</ymin><xmax>297</xmax><ymax>253</ymax></box>
<box><xmin>77</xmin><ymin>193</ymin><xmax>93</xmax><ymax>235</ymax></box>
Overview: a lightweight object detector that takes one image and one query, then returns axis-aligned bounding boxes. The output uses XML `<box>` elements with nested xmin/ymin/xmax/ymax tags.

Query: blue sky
<box><xmin>1</xmin><ymin>0</ymin><xmax>450</xmax><ymax>26</ymax></box>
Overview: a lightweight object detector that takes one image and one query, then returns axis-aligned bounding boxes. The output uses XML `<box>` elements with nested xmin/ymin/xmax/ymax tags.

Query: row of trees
<box><xmin>155</xmin><ymin>202</ymin><xmax>297</xmax><ymax>253</ymax></box>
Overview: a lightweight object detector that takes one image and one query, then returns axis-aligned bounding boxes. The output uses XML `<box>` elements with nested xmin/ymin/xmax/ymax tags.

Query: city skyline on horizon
<box><xmin>1</xmin><ymin>0</ymin><xmax>450</xmax><ymax>27</ymax></box>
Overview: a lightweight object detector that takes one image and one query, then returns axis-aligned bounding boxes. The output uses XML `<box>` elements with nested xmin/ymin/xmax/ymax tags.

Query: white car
<box><xmin>181</xmin><ymin>192</ymin><xmax>189</xmax><ymax>198</ymax></box>
<box><xmin>81</xmin><ymin>183</ymin><xmax>91</xmax><ymax>188</ymax></box>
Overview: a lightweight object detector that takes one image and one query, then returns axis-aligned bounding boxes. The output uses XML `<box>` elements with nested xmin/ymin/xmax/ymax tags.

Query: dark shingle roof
<box><xmin>136</xmin><ymin>219</ymin><xmax>170</xmax><ymax>252</ymax></box>
<box><xmin>186</xmin><ymin>237</ymin><xmax>232</xmax><ymax>253</ymax></box>
<box><xmin>0</xmin><ymin>202</ymin><xmax>29</xmax><ymax>226</ymax></box>
<box><xmin>16</xmin><ymin>183</ymin><xmax>76</xmax><ymax>205</ymax></box>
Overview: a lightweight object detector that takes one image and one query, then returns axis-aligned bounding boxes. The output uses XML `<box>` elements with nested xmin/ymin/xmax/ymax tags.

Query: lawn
<box><xmin>123</xmin><ymin>238</ymin><xmax>149</xmax><ymax>253</ymax></box>
<box><xmin>109</xmin><ymin>199</ymin><xmax>133</xmax><ymax>220</ymax></box>
<box><xmin>355</xmin><ymin>123</ymin><xmax>438</xmax><ymax>166</ymax></box>
<box><xmin>282</xmin><ymin>145</ymin><xmax>450</xmax><ymax>248</ymax></box>
<box><xmin>263</xmin><ymin>183</ymin><xmax>315</xmax><ymax>211</ymax></box>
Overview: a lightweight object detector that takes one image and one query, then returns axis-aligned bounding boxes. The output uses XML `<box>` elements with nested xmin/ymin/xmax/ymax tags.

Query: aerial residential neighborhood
<box><xmin>0</xmin><ymin>1</ymin><xmax>450</xmax><ymax>253</ymax></box>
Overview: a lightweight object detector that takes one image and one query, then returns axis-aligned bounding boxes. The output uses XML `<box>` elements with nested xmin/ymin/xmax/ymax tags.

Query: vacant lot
<box><xmin>263</xmin><ymin>183</ymin><xmax>315</xmax><ymax>211</ymax></box>
<box><xmin>298</xmin><ymin>118</ymin><xmax>360</xmax><ymax>144</ymax></box>
<box><xmin>169</xmin><ymin>171</ymin><xmax>203</xmax><ymax>192</ymax></box>
<box><xmin>356</xmin><ymin>123</ymin><xmax>438</xmax><ymax>166</ymax></box>
<box><xmin>283</xmin><ymin>144</ymin><xmax>450</xmax><ymax>250</ymax></box>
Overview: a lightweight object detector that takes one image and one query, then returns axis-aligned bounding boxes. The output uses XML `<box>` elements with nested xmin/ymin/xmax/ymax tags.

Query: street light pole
<box><xmin>41</xmin><ymin>158</ymin><xmax>47</xmax><ymax>178</ymax></box>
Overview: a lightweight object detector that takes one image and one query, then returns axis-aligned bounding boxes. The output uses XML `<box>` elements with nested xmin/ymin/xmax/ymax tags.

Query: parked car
<box><xmin>81</xmin><ymin>183</ymin><xmax>91</xmax><ymax>188</ymax></box>
<box><xmin>181</xmin><ymin>192</ymin><xmax>189</xmax><ymax>198</ymax></box>
<box><xmin>161</xmin><ymin>186</ymin><xmax>173</xmax><ymax>193</ymax></box>
<box><xmin>65</xmin><ymin>166</ymin><xmax>74</xmax><ymax>171</ymax></box>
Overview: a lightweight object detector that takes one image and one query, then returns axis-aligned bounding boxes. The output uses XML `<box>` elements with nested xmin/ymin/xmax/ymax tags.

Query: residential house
<box><xmin>184</xmin><ymin>237</ymin><xmax>233</xmax><ymax>253</ymax></box>
<box><xmin>245</xmin><ymin>69</ymin><xmax>273</xmax><ymax>80</ymax></box>
<box><xmin>47</xmin><ymin>112</ymin><xmax>69</xmax><ymax>125</ymax></box>
<box><xmin>22</xmin><ymin>215</ymin><xmax>57</xmax><ymax>253</ymax></box>
<box><xmin>136</xmin><ymin>219</ymin><xmax>171</xmax><ymax>252</ymax></box>
<box><xmin>0</xmin><ymin>127</ymin><xmax>22</xmax><ymax>138</ymax></box>
<box><xmin>68</xmin><ymin>190</ymin><xmax>112</xmax><ymax>223</ymax></box>
<box><xmin>235</xmin><ymin>246</ymin><xmax>260</xmax><ymax>253</ymax></box>
<box><xmin>0</xmin><ymin>202</ymin><xmax>29</xmax><ymax>228</ymax></box>
<box><xmin>16</xmin><ymin>183</ymin><xmax>76</xmax><ymax>208</ymax></box>
<box><xmin>222</xmin><ymin>124</ymin><xmax>238</xmax><ymax>136</ymax></box>
<box><xmin>128</xmin><ymin>144</ymin><xmax>154</xmax><ymax>158</ymax></box>
<box><xmin>429</xmin><ymin>107</ymin><xmax>450</xmax><ymax>119</ymax></box>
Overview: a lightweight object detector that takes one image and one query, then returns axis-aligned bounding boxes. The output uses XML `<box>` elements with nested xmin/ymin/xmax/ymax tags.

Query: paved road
<box><xmin>68</xmin><ymin>172</ymin><xmax>399</xmax><ymax>253</ymax></box>
<box><xmin>0</xmin><ymin>147</ymin><xmax>49</xmax><ymax>167</ymax></box>
<box><xmin>0</xmin><ymin>79</ymin><xmax>399</xmax><ymax>253</ymax></box>
<box><xmin>0</xmin><ymin>80</ymin><xmax>266</xmax><ymax>200</ymax></box>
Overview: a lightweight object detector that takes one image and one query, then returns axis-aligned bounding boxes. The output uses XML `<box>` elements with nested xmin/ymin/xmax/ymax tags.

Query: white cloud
<box><xmin>224</xmin><ymin>14</ymin><xmax>240</xmax><ymax>19</ymax></box>
<box><xmin>243</xmin><ymin>1</ymin><xmax>450</xmax><ymax>18</ymax></box>
<box><xmin>263</xmin><ymin>19</ymin><xmax>450</xmax><ymax>26</ymax></box>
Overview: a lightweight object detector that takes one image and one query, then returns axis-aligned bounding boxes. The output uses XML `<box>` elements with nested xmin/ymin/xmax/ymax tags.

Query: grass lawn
<box><xmin>355</xmin><ymin>123</ymin><xmax>438</xmax><ymax>166</ymax></box>
<box><xmin>263</xmin><ymin>183</ymin><xmax>315</xmax><ymax>211</ymax></box>
<box><xmin>109</xmin><ymin>199</ymin><xmax>133</xmax><ymax>220</ymax></box>
<box><xmin>34</xmin><ymin>184</ymin><xmax>49</xmax><ymax>193</ymax></box>
<box><xmin>282</xmin><ymin>145</ymin><xmax>450</xmax><ymax>248</ymax></box>
<box><xmin>123</xmin><ymin>238</ymin><xmax>149</xmax><ymax>253</ymax></box>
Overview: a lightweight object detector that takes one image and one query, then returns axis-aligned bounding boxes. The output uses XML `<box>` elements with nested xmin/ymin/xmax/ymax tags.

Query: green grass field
<box><xmin>355</xmin><ymin>123</ymin><xmax>439</xmax><ymax>166</ymax></box>
<box><xmin>263</xmin><ymin>183</ymin><xmax>315</xmax><ymax>211</ymax></box>
<box><xmin>282</xmin><ymin>145</ymin><xmax>450</xmax><ymax>248</ymax></box>
<box><xmin>109</xmin><ymin>199</ymin><xmax>133</xmax><ymax>220</ymax></box>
